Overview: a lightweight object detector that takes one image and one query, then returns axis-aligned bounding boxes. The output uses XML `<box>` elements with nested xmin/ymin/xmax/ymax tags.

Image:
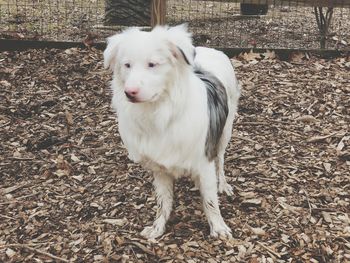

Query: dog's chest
<box><xmin>140</xmin><ymin>156</ymin><xmax>189</xmax><ymax>178</ymax></box>
<box><xmin>120</xmin><ymin>111</ymin><xmax>205</xmax><ymax>172</ymax></box>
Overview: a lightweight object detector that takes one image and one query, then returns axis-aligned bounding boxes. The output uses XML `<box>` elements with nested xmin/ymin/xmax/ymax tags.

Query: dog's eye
<box><xmin>124</xmin><ymin>63</ymin><xmax>131</xmax><ymax>68</ymax></box>
<box><xmin>148</xmin><ymin>62</ymin><xmax>156</xmax><ymax>68</ymax></box>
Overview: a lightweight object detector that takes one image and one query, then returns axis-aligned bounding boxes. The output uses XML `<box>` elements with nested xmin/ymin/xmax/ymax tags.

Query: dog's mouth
<box><xmin>126</xmin><ymin>93</ymin><xmax>159</xmax><ymax>103</ymax></box>
<box><xmin>125</xmin><ymin>93</ymin><xmax>140</xmax><ymax>103</ymax></box>
<box><xmin>127</xmin><ymin>97</ymin><xmax>140</xmax><ymax>103</ymax></box>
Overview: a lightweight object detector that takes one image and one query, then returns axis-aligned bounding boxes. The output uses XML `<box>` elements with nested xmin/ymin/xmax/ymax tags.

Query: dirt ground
<box><xmin>0</xmin><ymin>48</ymin><xmax>349</xmax><ymax>262</ymax></box>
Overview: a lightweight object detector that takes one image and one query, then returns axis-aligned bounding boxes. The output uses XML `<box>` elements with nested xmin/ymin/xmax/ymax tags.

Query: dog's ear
<box><xmin>104</xmin><ymin>34</ymin><xmax>123</xmax><ymax>70</ymax></box>
<box><xmin>104</xmin><ymin>34</ymin><xmax>122</xmax><ymax>70</ymax></box>
<box><xmin>168</xmin><ymin>42</ymin><xmax>193</xmax><ymax>66</ymax></box>
<box><xmin>104</xmin><ymin>28</ymin><xmax>141</xmax><ymax>70</ymax></box>
<box><xmin>166</xmin><ymin>24</ymin><xmax>195</xmax><ymax>66</ymax></box>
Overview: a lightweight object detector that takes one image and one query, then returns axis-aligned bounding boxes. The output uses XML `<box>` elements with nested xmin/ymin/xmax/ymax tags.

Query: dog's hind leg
<box><xmin>141</xmin><ymin>172</ymin><xmax>174</xmax><ymax>239</ymax></box>
<box><xmin>215</xmin><ymin>114</ymin><xmax>234</xmax><ymax>196</ymax></box>
<box><xmin>198</xmin><ymin>162</ymin><xmax>232</xmax><ymax>238</ymax></box>
<box><xmin>215</xmin><ymin>154</ymin><xmax>233</xmax><ymax>196</ymax></box>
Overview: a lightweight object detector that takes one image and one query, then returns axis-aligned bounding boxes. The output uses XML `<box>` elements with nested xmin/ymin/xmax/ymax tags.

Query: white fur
<box><xmin>104</xmin><ymin>24</ymin><xmax>240</xmax><ymax>239</ymax></box>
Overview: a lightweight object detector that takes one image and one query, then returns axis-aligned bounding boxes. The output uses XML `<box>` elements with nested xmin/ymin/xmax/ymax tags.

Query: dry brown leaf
<box><xmin>100</xmin><ymin>120</ymin><xmax>112</xmax><ymax>127</ymax></box>
<box><xmin>124</xmin><ymin>241</ymin><xmax>155</xmax><ymax>256</ymax></box>
<box><xmin>262</xmin><ymin>50</ymin><xmax>276</xmax><ymax>60</ymax></box>
<box><xmin>93</xmin><ymin>255</ymin><xmax>104</xmax><ymax>261</ymax></box>
<box><xmin>254</xmin><ymin>144</ymin><xmax>263</xmax><ymax>151</ymax></box>
<box><xmin>313</xmin><ymin>62</ymin><xmax>324</xmax><ymax>70</ymax></box>
<box><xmin>290</xmin><ymin>52</ymin><xmax>305</xmax><ymax>63</ymax></box>
<box><xmin>13</xmin><ymin>151</ymin><xmax>21</xmax><ymax>158</ymax></box>
<box><xmin>296</xmin><ymin>115</ymin><xmax>317</xmax><ymax>123</ymax></box>
<box><xmin>231</xmin><ymin>58</ymin><xmax>243</xmax><ymax>68</ymax></box>
<box><xmin>323</xmin><ymin>162</ymin><xmax>331</xmax><ymax>172</ymax></box>
<box><xmin>241</xmin><ymin>198</ymin><xmax>262</xmax><ymax>207</ymax></box>
<box><xmin>186</xmin><ymin>241</ymin><xmax>199</xmax><ymax>248</ymax></box>
<box><xmin>71</xmin><ymin>153</ymin><xmax>80</xmax><ymax>162</ymax></box>
<box><xmin>300</xmin><ymin>233</ymin><xmax>311</xmax><ymax>243</ymax></box>
<box><xmin>249</xmin><ymin>226</ymin><xmax>266</xmax><ymax>236</ymax></box>
<box><xmin>64</xmin><ymin>48</ymin><xmax>79</xmax><ymax>55</ymax></box>
<box><xmin>239</xmin><ymin>50</ymin><xmax>261</xmax><ymax>62</ymax></box>
<box><xmin>87</xmin><ymin>166</ymin><xmax>96</xmax><ymax>175</ymax></box>
<box><xmin>322</xmin><ymin>212</ymin><xmax>333</xmax><ymax>223</ymax></box>
<box><xmin>5</xmin><ymin>248</ymin><xmax>16</xmax><ymax>258</ymax></box>
<box><xmin>237</xmin><ymin>244</ymin><xmax>247</xmax><ymax>259</ymax></box>
<box><xmin>65</xmin><ymin>110</ymin><xmax>73</xmax><ymax>126</ymax></box>
<box><xmin>238</xmin><ymin>191</ymin><xmax>257</xmax><ymax>199</ymax></box>
<box><xmin>1</xmin><ymin>80</ymin><xmax>11</xmax><ymax>87</ymax></box>
<box><xmin>336</xmin><ymin>136</ymin><xmax>348</xmax><ymax>153</ymax></box>
<box><xmin>115</xmin><ymin>236</ymin><xmax>124</xmax><ymax>245</ymax></box>
<box><xmin>55</xmin><ymin>155</ymin><xmax>72</xmax><ymax>176</ymax></box>
<box><xmin>278</xmin><ymin>198</ymin><xmax>303</xmax><ymax>215</ymax></box>
<box><xmin>72</xmin><ymin>175</ymin><xmax>84</xmax><ymax>182</ymax></box>
<box><xmin>322</xmin><ymin>245</ymin><xmax>334</xmax><ymax>256</ymax></box>
<box><xmin>102</xmin><ymin>218</ymin><xmax>127</xmax><ymax>226</ymax></box>
<box><xmin>281</xmin><ymin>234</ymin><xmax>290</xmax><ymax>243</ymax></box>
<box><xmin>102</xmin><ymin>236</ymin><xmax>113</xmax><ymax>254</ymax></box>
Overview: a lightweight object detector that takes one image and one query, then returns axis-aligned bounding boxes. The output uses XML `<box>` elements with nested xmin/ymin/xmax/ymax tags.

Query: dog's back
<box><xmin>194</xmin><ymin>47</ymin><xmax>240</xmax><ymax>109</ymax></box>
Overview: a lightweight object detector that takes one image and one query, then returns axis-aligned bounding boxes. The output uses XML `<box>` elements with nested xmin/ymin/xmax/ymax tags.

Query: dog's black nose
<box><xmin>125</xmin><ymin>91</ymin><xmax>135</xmax><ymax>100</ymax></box>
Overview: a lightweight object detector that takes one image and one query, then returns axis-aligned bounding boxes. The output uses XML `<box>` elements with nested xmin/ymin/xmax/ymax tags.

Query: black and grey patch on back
<box><xmin>195</xmin><ymin>67</ymin><xmax>229</xmax><ymax>161</ymax></box>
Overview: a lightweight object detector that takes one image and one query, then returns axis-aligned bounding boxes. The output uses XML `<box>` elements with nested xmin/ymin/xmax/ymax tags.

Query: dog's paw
<box><xmin>210</xmin><ymin>222</ymin><xmax>232</xmax><ymax>239</ymax></box>
<box><xmin>218</xmin><ymin>181</ymin><xmax>234</xmax><ymax>196</ymax></box>
<box><xmin>141</xmin><ymin>225</ymin><xmax>165</xmax><ymax>240</ymax></box>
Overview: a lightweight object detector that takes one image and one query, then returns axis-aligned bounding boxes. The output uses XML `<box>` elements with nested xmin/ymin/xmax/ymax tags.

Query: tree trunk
<box><xmin>314</xmin><ymin>7</ymin><xmax>334</xmax><ymax>49</ymax></box>
<box><xmin>151</xmin><ymin>0</ymin><xmax>166</xmax><ymax>26</ymax></box>
<box><xmin>104</xmin><ymin>0</ymin><xmax>151</xmax><ymax>26</ymax></box>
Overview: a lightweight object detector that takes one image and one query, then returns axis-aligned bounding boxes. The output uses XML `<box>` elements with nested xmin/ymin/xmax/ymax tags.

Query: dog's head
<box><xmin>104</xmin><ymin>24</ymin><xmax>194</xmax><ymax>103</ymax></box>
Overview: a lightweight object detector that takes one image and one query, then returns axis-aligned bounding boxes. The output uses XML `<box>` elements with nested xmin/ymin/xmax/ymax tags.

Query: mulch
<box><xmin>0</xmin><ymin>48</ymin><xmax>349</xmax><ymax>262</ymax></box>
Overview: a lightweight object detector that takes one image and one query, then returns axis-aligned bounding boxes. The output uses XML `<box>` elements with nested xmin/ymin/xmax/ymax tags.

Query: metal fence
<box><xmin>1</xmin><ymin>0</ymin><xmax>350</xmax><ymax>50</ymax></box>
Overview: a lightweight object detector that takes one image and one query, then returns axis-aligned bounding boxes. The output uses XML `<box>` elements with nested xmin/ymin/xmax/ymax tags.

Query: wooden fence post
<box><xmin>151</xmin><ymin>0</ymin><xmax>166</xmax><ymax>27</ymax></box>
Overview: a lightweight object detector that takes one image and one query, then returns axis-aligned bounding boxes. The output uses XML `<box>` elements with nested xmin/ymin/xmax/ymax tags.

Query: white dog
<box><xmin>104</xmin><ymin>24</ymin><xmax>240</xmax><ymax>239</ymax></box>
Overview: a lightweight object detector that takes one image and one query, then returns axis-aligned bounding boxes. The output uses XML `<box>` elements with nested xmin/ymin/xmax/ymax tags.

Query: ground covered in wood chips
<box><xmin>0</xmin><ymin>48</ymin><xmax>349</xmax><ymax>262</ymax></box>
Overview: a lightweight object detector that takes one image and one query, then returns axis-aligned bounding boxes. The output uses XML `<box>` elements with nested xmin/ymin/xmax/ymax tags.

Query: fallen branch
<box><xmin>278</xmin><ymin>201</ymin><xmax>304</xmax><ymax>215</ymax></box>
<box><xmin>236</xmin><ymin>135</ymin><xmax>258</xmax><ymax>144</ymax></box>
<box><xmin>0</xmin><ymin>121</ymin><xmax>11</xmax><ymax>128</ymax></box>
<box><xmin>8</xmin><ymin>157</ymin><xmax>43</xmax><ymax>162</ymax></box>
<box><xmin>257</xmin><ymin>241</ymin><xmax>281</xmax><ymax>258</ymax></box>
<box><xmin>256</xmin><ymin>176</ymin><xmax>278</xmax><ymax>182</ymax></box>
<box><xmin>311</xmin><ymin>207</ymin><xmax>339</xmax><ymax>213</ymax></box>
<box><xmin>0</xmin><ymin>214</ymin><xmax>15</xmax><ymax>220</ymax></box>
<box><xmin>123</xmin><ymin>241</ymin><xmax>156</xmax><ymax>256</ymax></box>
<box><xmin>302</xmin><ymin>188</ymin><xmax>313</xmax><ymax>220</ymax></box>
<box><xmin>0</xmin><ymin>183</ymin><xmax>28</xmax><ymax>194</ymax></box>
<box><xmin>0</xmin><ymin>244</ymin><xmax>70</xmax><ymax>263</ymax></box>
<box><xmin>307</xmin><ymin>132</ymin><xmax>338</xmax><ymax>143</ymax></box>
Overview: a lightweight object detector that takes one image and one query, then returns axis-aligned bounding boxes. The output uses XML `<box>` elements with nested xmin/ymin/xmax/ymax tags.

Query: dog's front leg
<box><xmin>199</xmin><ymin>162</ymin><xmax>232</xmax><ymax>238</ymax></box>
<box><xmin>216</xmin><ymin>154</ymin><xmax>233</xmax><ymax>196</ymax></box>
<box><xmin>141</xmin><ymin>172</ymin><xmax>174</xmax><ymax>239</ymax></box>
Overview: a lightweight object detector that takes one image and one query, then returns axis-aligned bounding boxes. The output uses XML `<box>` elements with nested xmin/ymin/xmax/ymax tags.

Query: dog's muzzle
<box><xmin>124</xmin><ymin>91</ymin><xmax>139</xmax><ymax>103</ymax></box>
